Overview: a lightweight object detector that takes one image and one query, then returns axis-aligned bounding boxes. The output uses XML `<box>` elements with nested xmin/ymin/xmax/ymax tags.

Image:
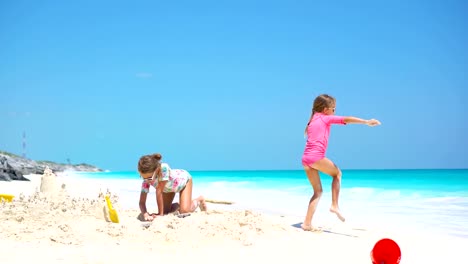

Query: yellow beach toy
<box><xmin>0</xmin><ymin>194</ymin><xmax>15</xmax><ymax>202</ymax></box>
<box><xmin>105</xmin><ymin>195</ymin><xmax>120</xmax><ymax>223</ymax></box>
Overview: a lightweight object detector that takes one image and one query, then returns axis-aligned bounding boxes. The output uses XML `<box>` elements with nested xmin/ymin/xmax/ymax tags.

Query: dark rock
<box><xmin>0</xmin><ymin>171</ymin><xmax>12</xmax><ymax>181</ymax></box>
<box><xmin>0</xmin><ymin>152</ymin><xmax>103</xmax><ymax>181</ymax></box>
<box><xmin>0</xmin><ymin>155</ymin><xmax>30</xmax><ymax>181</ymax></box>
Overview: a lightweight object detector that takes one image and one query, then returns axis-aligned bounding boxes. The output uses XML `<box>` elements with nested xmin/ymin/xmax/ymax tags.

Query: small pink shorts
<box><xmin>302</xmin><ymin>155</ymin><xmax>324</xmax><ymax>167</ymax></box>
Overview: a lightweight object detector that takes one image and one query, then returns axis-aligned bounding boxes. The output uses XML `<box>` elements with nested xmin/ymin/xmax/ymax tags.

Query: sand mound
<box><xmin>0</xmin><ymin>189</ymin><xmax>287</xmax><ymax>248</ymax></box>
<box><xmin>39</xmin><ymin>166</ymin><xmax>58</xmax><ymax>193</ymax></box>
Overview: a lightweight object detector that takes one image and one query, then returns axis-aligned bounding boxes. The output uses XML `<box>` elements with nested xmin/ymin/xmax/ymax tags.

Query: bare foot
<box><xmin>301</xmin><ymin>224</ymin><xmax>322</xmax><ymax>232</ymax></box>
<box><xmin>199</xmin><ymin>200</ymin><xmax>207</xmax><ymax>211</ymax></box>
<box><xmin>330</xmin><ymin>207</ymin><xmax>345</xmax><ymax>222</ymax></box>
<box><xmin>194</xmin><ymin>196</ymin><xmax>207</xmax><ymax>212</ymax></box>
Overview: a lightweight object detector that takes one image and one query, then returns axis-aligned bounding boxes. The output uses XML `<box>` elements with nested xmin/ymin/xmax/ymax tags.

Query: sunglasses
<box><xmin>143</xmin><ymin>170</ymin><xmax>156</xmax><ymax>181</ymax></box>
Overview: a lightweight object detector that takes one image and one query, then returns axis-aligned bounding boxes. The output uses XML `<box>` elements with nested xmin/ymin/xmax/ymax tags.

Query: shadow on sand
<box><xmin>291</xmin><ymin>222</ymin><xmax>359</xmax><ymax>238</ymax></box>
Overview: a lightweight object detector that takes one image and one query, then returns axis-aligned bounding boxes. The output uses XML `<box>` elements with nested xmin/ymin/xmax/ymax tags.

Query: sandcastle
<box><xmin>39</xmin><ymin>166</ymin><xmax>59</xmax><ymax>194</ymax></box>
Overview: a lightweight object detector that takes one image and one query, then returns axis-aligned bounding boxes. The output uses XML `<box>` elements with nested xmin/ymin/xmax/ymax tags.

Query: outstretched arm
<box><xmin>344</xmin><ymin>116</ymin><xmax>381</xmax><ymax>126</ymax></box>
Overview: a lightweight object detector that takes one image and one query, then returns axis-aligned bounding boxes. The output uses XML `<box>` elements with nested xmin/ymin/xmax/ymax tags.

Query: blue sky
<box><xmin>1</xmin><ymin>0</ymin><xmax>467</xmax><ymax>171</ymax></box>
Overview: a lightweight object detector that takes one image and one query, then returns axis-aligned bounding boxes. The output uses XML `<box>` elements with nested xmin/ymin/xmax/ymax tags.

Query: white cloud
<box><xmin>135</xmin><ymin>72</ymin><xmax>153</xmax><ymax>78</ymax></box>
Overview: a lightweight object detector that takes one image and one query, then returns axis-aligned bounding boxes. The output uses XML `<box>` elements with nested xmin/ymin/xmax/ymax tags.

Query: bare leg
<box><xmin>302</xmin><ymin>166</ymin><xmax>323</xmax><ymax>231</ymax></box>
<box><xmin>179</xmin><ymin>178</ymin><xmax>207</xmax><ymax>213</ymax></box>
<box><xmin>331</xmin><ymin>175</ymin><xmax>342</xmax><ymax>217</ymax></box>
<box><xmin>311</xmin><ymin>158</ymin><xmax>345</xmax><ymax>222</ymax></box>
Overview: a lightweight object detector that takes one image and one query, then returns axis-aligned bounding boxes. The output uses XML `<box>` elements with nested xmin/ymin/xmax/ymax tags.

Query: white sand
<box><xmin>0</xmin><ymin>173</ymin><xmax>465</xmax><ymax>264</ymax></box>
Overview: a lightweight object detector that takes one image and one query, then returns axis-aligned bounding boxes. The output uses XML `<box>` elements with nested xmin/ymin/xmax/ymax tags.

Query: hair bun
<box><xmin>152</xmin><ymin>153</ymin><xmax>162</xmax><ymax>161</ymax></box>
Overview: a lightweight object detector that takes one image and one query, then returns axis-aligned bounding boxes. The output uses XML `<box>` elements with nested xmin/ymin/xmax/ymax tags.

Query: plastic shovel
<box><xmin>0</xmin><ymin>194</ymin><xmax>14</xmax><ymax>202</ymax></box>
<box><xmin>105</xmin><ymin>195</ymin><xmax>120</xmax><ymax>223</ymax></box>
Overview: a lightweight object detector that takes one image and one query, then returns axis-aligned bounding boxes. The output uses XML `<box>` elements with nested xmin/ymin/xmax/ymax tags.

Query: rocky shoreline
<box><xmin>0</xmin><ymin>152</ymin><xmax>102</xmax><ymax>181</ymax></box>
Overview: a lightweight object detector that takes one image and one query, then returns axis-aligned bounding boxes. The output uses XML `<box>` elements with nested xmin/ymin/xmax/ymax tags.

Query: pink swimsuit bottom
<box><xmin>302</xmin><ymin>154</ymin><xmax>324</xmax><ymax>167</ymax></box>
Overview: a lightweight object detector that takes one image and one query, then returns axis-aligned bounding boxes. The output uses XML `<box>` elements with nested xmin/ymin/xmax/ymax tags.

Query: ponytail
<box><xmin>152</xmin><ymin>153</ymin><xmax>162</xmax><ymax>162</ymax></box>
<box><xmin>305</xmin><ymin>93</ymin><xmax>335</xmax><ymax>137</ymax></box>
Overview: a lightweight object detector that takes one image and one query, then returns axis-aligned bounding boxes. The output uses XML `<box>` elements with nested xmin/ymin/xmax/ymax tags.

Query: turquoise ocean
<box><xmin>71</xmin><ymin>169</ymin><xmax>468</xmax><ymax>239</ymax></box>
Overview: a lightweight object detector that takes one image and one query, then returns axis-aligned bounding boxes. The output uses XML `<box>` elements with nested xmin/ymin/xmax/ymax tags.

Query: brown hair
<box><xmin>138</xmin><ymin>153</ymin><xmax>162</xmax><ymax>178</ymax></box>
<box><xmin>304</xmin><ymin>94</ymin><xmax>336</xmax><ymax>136</ymax></box>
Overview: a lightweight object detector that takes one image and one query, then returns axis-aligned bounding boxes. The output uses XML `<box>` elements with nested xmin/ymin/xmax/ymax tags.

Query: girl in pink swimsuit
<box><xmin>301</xmin><ymin>94</ymin><xmax>381</xmax><ymax>231</ymax></box>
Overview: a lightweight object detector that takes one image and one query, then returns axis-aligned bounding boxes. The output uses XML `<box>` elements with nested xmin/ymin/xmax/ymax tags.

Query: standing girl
<box><xmin>301</xmin><ymin>94</ymin><xmax>381</xmax><ymax>231</ymax></box>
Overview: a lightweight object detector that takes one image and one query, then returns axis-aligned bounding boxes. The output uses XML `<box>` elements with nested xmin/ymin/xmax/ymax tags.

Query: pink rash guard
<box><xmin>302</xmin><ymin>113</ymin><xmax>346</xmax><ymax>166</ymax></box>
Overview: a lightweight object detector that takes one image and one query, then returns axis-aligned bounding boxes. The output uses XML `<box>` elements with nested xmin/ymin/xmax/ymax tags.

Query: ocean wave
<box><xmin>345</xmin><ymin>187</ymin><xmax>376</xmax><ymax>196</ymax></box>
<box><xmin>423</xmin><ymin>196</ymin><xmax>468</xmax><ymax>203</ymax></box>
<box><xmin>206</xmin><ymin>181</ymin><xmax>252</xmax><ymax>188</ymax></box>
<box><xmin>285</xmin><ymin>186</ymin><xmax>310</xmax><ymax>192</ymax></box>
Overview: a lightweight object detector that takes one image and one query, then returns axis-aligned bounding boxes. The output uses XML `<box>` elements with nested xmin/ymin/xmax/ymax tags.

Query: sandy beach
<box><xmin>0</xmin><ymin>172</ymin><xmax>465</xmax><ymax>264</ymax></box>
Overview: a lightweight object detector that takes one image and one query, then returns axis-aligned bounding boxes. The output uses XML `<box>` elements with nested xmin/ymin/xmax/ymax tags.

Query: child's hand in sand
<box><xmin>142</xmin><ymin>212</ymin><xmax>155</xmax><ymax>221</ymax></box>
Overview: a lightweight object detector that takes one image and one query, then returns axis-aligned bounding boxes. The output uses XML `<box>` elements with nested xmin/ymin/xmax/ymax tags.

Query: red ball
<box><xmin>371</xmin><ymin>238</ymin><xmax>401</xmax><ymax>264</ymax></box>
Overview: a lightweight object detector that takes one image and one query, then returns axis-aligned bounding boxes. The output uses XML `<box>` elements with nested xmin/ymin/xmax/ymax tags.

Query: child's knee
<box><xmin>180</xmin><ymin>202</ymin><xmax>193</xmax><ymax>214</ymax></box>
<box><xmin>314</xmin><ymin>189</ymin><xmax>323</xmax><ymax>197</ymax></box>
<box><xmin>334</xmin><ymin>169</ymin><xmax>342</xmax><ymax>179</ymax></box>
<box><xmin>179</xmin><ymin>208</ymin><xmax>190</xmax><ymax>214</ymax></box>
<box><xmin>179</xmin><ymin>205</ymin><xmax>190</xmax><ymax>213</ymax></box>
